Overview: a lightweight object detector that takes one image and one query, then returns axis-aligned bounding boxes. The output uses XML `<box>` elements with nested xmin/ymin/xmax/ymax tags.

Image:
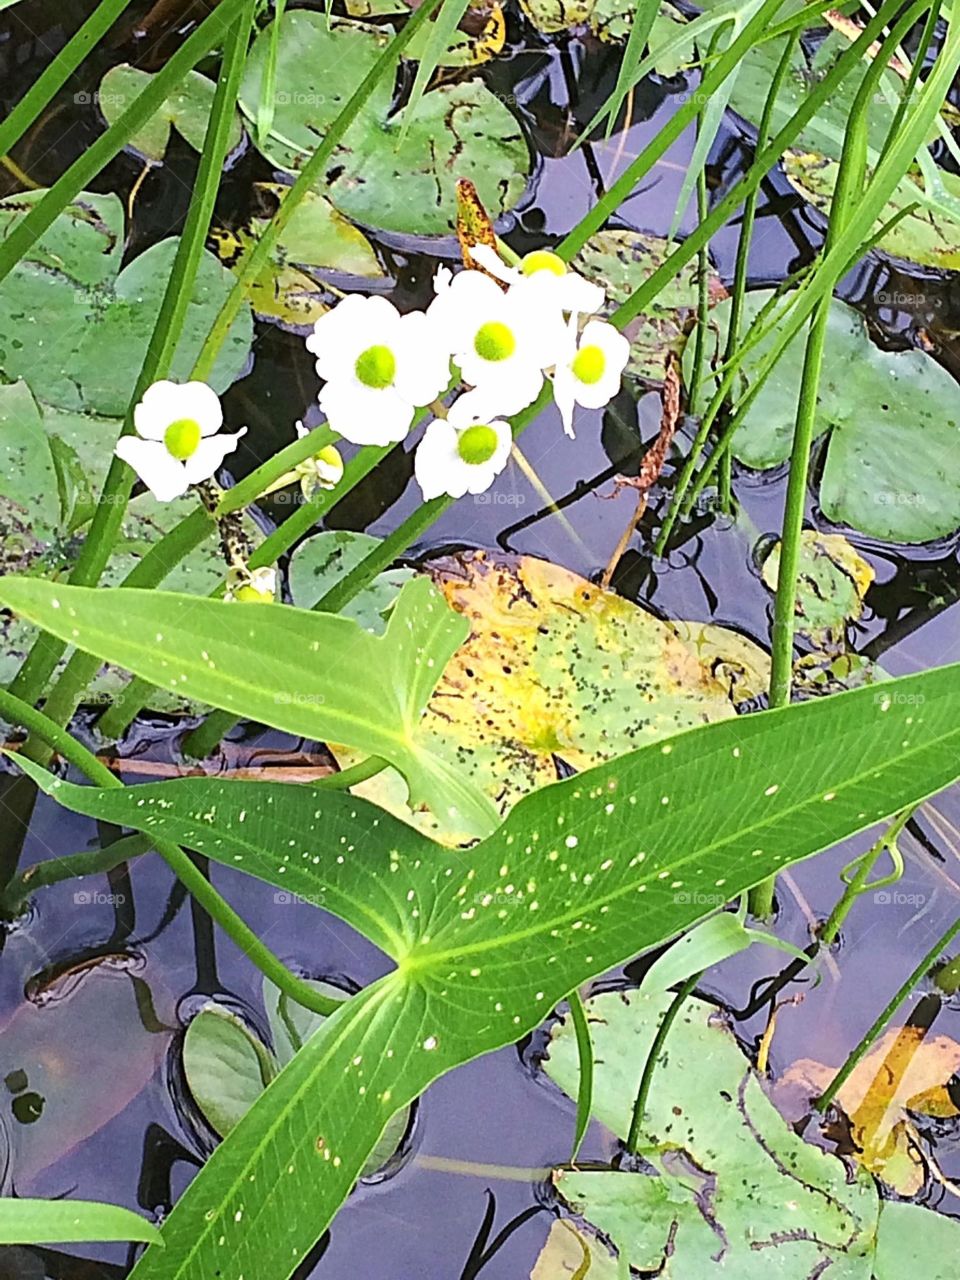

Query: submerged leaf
<box><xmin>530</xmin><ymin>1220</ymin><xmax>620</xmax><ymax>1277</ymax></box>
<box><xmin>759</xmin><ymin>530</ymin><xmax>874</xmax><ymax>643</ymax></box>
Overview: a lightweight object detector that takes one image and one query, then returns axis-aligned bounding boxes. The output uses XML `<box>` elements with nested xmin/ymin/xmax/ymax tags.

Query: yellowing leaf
<box><xmin>340</xmin><ymin>552</ymin><xmax>770</xmax><ymax>841</ymax></box>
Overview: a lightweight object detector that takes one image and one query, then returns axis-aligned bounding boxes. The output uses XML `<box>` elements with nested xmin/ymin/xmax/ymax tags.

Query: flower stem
<box><xmin>626</xmin><ymin>972</ymin><xmax>701</xmax><ymax>1154</ymax></box>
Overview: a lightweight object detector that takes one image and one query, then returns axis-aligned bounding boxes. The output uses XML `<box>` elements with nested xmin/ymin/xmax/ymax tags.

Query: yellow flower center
<box><xmin>457</xmin><ymin>424</ymin><xmax>500</xmax><ymax>465</ymax></box>
<box><xmin>474</xmin><ymin>321</ymin><xmax>516</xmax><ymax>362</ymax></box>
<box><xmin>354</xmin><ymin>344</ymin><xmax>397</xmax><ymax>389</ymax></box>
<box><xmin>163</xmin><ymin>417</ymin><xmax>202</xmax><ymax>460</ymax></box>
<box><xmin>234</xmin><ymin>584</ymin><xmax>274</xmax><ymax>603</ymax></box>
<box><xmin>571</xmin><ymin>344</ymin><xmax>606</xmax><ymax>385</ymax></box>
<box><xmin>520</xmin><ymin>250</ymin><xmax>566</xmax><ymax>278</ymax></box>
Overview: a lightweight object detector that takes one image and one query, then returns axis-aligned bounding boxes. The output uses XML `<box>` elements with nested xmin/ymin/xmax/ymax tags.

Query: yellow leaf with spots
<box><xmin>337</xmin><ymin>551</ymin><xmax>770</xmax><ymax>842</ymax></box>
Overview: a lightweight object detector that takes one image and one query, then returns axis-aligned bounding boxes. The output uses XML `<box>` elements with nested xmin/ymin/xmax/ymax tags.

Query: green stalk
<box><xmin>17</xmin><ymin>0</ymin><xmax>260</xmax><ymax>754</ymax></box>
<box><xmin>8</xmin><ymin>0</ymin><xmax>255</xmax><ymax>713</ymax></box>
<box><xmin>0</xmin><ymin>688</ymin><xmax>343</xmax><ymax>1018</ymax></box>
<box><xmin>818</xmin><ymin>808</ymin><xmax>912</xmax><ymax>948</ymax></box>
<box><xmin>3</xmin><ymin>833</ymin><xmax>151</xmax><ymax>915</ymax></box>
<box><xmin>0</xmin><ymin>0</ymin><xmax>135</xmax><ymax>163</ymax></box>
<box><xmin>215</xmin><ymin>427</ymin><xmax>337</xmax><ymax>515</ymax></box>
<box><xmin>0</xmin><ymin>0</ymin><xmax>250</xmax><ymax>287</ymax></box>
<box><xmin>626</xmin><ymin>971</ymin><xmax>701</xmax><ymax>1153</ymax></box>
<box><xmin>751</xmin><ymin>6</ymin><xmax>916</xmax><ymax>921</ymax></box>
<box><xmin>190</xmin><ymin>0</ymin><xmax>446</xmax><ymax>383</ymax></box>
<box><xmin>815</xmin><ymin>914</ymin><xmax>960</xmax><ymax>1113</ymax></box>
<box><xmin>568</xmin><ymin>987</ymin><xmax>594</xmax><ymax>1164</ymax></box>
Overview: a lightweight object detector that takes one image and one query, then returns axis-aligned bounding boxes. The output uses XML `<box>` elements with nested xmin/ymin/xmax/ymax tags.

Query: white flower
<box><xmin>225</xmin><ymin>565</ymin><xmax>277</xmax><ymax>603</ymax></box>
<box><xmin>259</xmin><ymin>423</ymin><xmax>344</xmax><ymax>500</ymax></box>
<box><xmin>552</xmin><ymin>318</ymin><xmax>630</xmax><ymax>438</ymax></box>
<box><xmin>427</xmin><ymin>267</ymin><xmax>565</xmax><ymax>418</ymax></box>
<box><xmin>414</xmin><ymin>397</ymin><xmax>512</xmax><ymax>501</ymax></box>
<box><xmin>470</xmin><ymin>243</ymin><xmax>604</xmax><ymax>317</ymax></box>
<box><xmin>306</xmin><ymin>295</ymin><xmax>450</xmax><ymax>446</ymax></box>
<box><xmin>115</xmin><ymin>381</ymin><xmax>245</xmax><ymax>502</ymax></box>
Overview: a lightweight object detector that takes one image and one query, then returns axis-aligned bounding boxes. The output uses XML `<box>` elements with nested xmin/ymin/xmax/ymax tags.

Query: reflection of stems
<box><xmin>626</xmin><ymin>972</ymin><xmax>701</xmax><ymax>1154</ymax></box>
<box><xmin>0</xmin><ymin>688</ymin><xmax>344</xmax><ymax>1019</ymax></box>
<box><xmin>816</xmin><ymin>914</ymin><xmax>960</xmax><ymax>1112</ymax></box>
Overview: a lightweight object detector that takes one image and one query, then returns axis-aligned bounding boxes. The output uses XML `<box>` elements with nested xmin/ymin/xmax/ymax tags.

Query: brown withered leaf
<box><xmin>455</xmin><ymin>177</ymin><xmax>500</xmax><ymax>276</ymax></box>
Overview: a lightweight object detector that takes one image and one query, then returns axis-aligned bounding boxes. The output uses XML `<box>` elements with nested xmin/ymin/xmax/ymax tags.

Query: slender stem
<box><xmin>0</xmin><ymin>690</ymin><xmax>343</xmax><ymax>1019</ymax></box>
<box><xmin>216</xmin><ymin>427</ymin><xmax>337</xmax><ymax>515</ymax></box>
<box><xmin>10</xmin><ymin>0</ymin><xmax>256</xmax><ymax>717</ymax></box>
<box><xmin>626</xmin><ymin>972</ymin><xmax>701</xmax><ymax>1153</ymax></box>
<box><xmin>567</xmin><ymin>988</ymin><xmax>594</xmax><ymax>1164</ymax></box>
<box><xmin>819</xmin><ymin>808</ymin><xmax>913</xmax><ymax>947</ymax></box>
<box><xmin>316</xmin><ymin>757</ymin><xmax>387</xmax><ymax>790</ymax></box>
<box><xmin>815</xmin><ymin>915</ymin><xmax>960</xmax><ymax>1112</ymax></box>
<box><xmin>3</xmin><ymin>832</ymin><xmax>151</xmax><ymax>914</ymax></box>
<box><xmin>190</xmin><ymin>0</ymin><xmax>446</xmax><ymax>382</ymax></box>
<box><xmin>0</xmin><ymin>0</ymin><xmax>135</xmax><ymax>163</ymax></box>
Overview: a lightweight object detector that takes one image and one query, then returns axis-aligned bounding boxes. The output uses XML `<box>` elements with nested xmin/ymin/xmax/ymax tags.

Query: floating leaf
<box><xmin>531</xmin><ymin>1220</ymin><xmax>619</xmax><ymax>1277</ymax></box>
<box><xmin>518</xmin><ymin>0</ymin><xmax>592</xmax><ymax>33</ymax></box>
<box><xmin>210</xmin><ymin>186</ymin><xmax>382</xmax><ymax>329</ymax></box>
<box><xmin>0</xmin><ymin>191</ymin><xmax>253</xmax><ymax>416</ymax></box>
<box><xmin>288</xmin><ymin>530</ymin><xmax>413</xmax><ymax>634</ymax></box>
<box><xmin>98</xmin><ymin>65</ymin><xmax>244</xmax><ymax>164</ymax></box>
<box><xmin>338</xmin><ymin>552</ymin><xmax>769</xmax><ymax>841</ymax></box>
<box><xmin>546</xmin><ymin>991</ymin><xmax>880</xmax><ymax>1277</ymax></box>
<box><xmin>403</xmin><ymin>2</ymin><xmax>506</xmax><ymax>66</ymax></box>
<box><xmin>773</xmin><ymin>1026</ymin><xmax>960</xmax><ymax>1195</ymax></box>
<box><xmin>874</xmin><ymin>1202</ymin><xmax>960</xmax><ymax>1280</ymax></box>
<box><xmin>183</xmin><ymin>1005</ymin><xmax>276</xmax><ymax>1138</ymax></box>
<box><xmin>0</xmin><ymin>381</ymin><xmax>61</xmax><ymax>542</ymax></box>
<box><xmin>240</xmin><ymin>12</ymin><xmax>529</xmax><ymax>235</ymax></box>
<box><xmin>14</xmin><ymin>659</ymin><xmax>960</xmax><ymax>1280</ymax></box>
<box><xmin>759</xmin><ymin>531</ymin><xmax>874</xmax><ymax>642</ymax></box>
<box><xmin>689</xmin><ymin>290</ymin><xmax>960</xmax><ymax>543</ymax></box>
<box><xmin>784</xmin><ymin>150</ymin><xmax>960</xmax><ymax>271</ymax></box>
<box><xmin>573</xmin><ymin>230</ymin><xmax>724</xmax><ymax>383</ymax></box>
<box><xmin>0</xmin><ymin>575</ymin><xmax>499</xmax><ymax>838</ymax></box>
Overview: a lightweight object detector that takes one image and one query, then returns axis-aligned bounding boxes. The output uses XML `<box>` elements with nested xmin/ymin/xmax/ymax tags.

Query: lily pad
<box><xmin>545</xmin><ymin>990</ymin><xmax>881</xmax><ymax>1278</ymax></box>
<box><xmin>573</xmin><ymin>230</ymin><xmax>724</xmax><ymax>383</ymax></box>
<box><xmin>339</xmin><ymin>550</ymin><xmax>769</xmax><ymax>842</ymax></box>
<box><xmin>0</xmin><ymin>191</ymin><xmax>254</xmax><ymax>416</ymax></box>
<box><xmin>517</xmin><ymin>0</ymin><xmax>592</xmax><ymax>34</ymax></box>
<box><xmin>240</xmin><ymin>12</ymin><xmax>530</xmax><ymax>235</ymax></box>
<box><xmin>210</xmin><ymin>185</ymin><xmax>382</xmax><ymax>329</ymax></box>
<box><xmin>689</xmin><ymin>289</ymin><xmax>960</xmax><ymax>544</ymax></box>
<box><xmin>531</xmin><ymin>1221</ymin><xmax>620</xmax><ymax>1278</ymax></box>
<box><xmin>783</xmin><ymin>150</ymin><xmax>960</xmax><ymax>271</ymax></box>
<box><xmin>288</xmin><ymin>531</ymin><xmax>413</xmax><ymax>634</ymax></box>
<box><xmin>759</xmin><ymin>530</ymin><xmax>874</xmax><ymax>642</ymax></box>
<box><xmin>98</xmin><ymin>65</ymin><xmax>244</xmax><ymax>164</ymax></box>
<box><xmin>182</xmin><ymin>983</ymin><xmax>410</xmax><ymax>1179</ymax></box>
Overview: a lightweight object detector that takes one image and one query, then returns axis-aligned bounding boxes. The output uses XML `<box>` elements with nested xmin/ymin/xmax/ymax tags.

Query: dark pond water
<box><xmin>1</xmin><ymin>0</ymin><xmax>960</xmax><ymax>1275</ymax></box>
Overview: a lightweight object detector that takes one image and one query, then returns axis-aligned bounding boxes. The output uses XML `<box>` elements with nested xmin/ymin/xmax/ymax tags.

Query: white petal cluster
<box><xmin>305</xmin><ymin>245</ymin><xmax>630</xmax><ymax>499</ymax></box>
<box><xmin>115</xmin><ymin>381</ymin><xmax>246</xmax><ymax>503</ymax></box>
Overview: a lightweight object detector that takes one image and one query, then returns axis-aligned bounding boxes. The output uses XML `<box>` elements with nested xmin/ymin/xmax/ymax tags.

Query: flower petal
<box><xmin>414</xmin><ymin>419</ymin><xmax>463</xmax><ymax>499</ymax></box>
<box><xmin>393</xmin><ymin>311</ymin><xmax>452</xmax><ymax>406</ymax></box>
<box><xmin>307</xmin><ymin>295</ymin><xmax>402</xmax><ymax>383</ymax></box>
<box><xmin>469</xmin><ymin>244</ymin><xmax>518</xmax><ymax>285</ymax></box>
<box><xmin>115</xmin><ymin>437</ymin><xmax>189</xmax><ymax>501</ymax></box>
<box><xmin>319</xmin><ymin>380</ymin><xmax>413</xmax><ymax>445</ymax></box>
<box><xmin>182</xmin><ymin>429</ymin><xmax>246</xmax><ymax>483</ymax></box>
